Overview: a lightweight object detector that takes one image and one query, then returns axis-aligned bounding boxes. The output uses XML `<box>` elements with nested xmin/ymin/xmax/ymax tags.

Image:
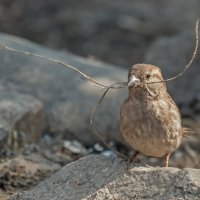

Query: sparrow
<box><xmin>120</xmin><ymin>64</ymin><xmax>184</xmax><ymax>167</ymax></box>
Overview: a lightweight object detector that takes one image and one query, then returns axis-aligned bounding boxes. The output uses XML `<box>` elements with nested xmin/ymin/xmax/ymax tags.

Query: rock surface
<box><xmin>0</xmin><ymin>154</ymin><xmax>61</xmax><ymax>200</ymax></box>
<box><xmin>10</xmin><ymin>155</ymin><xmax>200</xmax><ymax>200</ymax></box>
<box><xmin>0</xmin><ymin>89</ymin><xmax>45</xmax><ymax>148</ymax></box>
<box><xmin>0</xmin><ymin>33</ymin><xmax>127</xmax><ymax>145</ymax></box>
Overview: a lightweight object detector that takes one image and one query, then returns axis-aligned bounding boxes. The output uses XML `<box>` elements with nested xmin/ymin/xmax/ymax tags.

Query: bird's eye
<box><xmin>145</xmin><ymin>74</ymin><xmax>150</xmax><ymax>79</ymax></box>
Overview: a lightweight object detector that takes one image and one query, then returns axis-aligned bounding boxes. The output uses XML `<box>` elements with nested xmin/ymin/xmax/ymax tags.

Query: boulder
<box><xmin>0</xmin><ymin>33</ymin><xmax>127</xmax><ymax>145</ymax></box>
<box><xmin>0</xmin><ymin>88</ymin><xmax>45</xmax><ymax>148</ymax></box>
<box><xmin>10</xmin><ymin>155</ymin><xmax>200</xmax><ymax>200</ymax></box>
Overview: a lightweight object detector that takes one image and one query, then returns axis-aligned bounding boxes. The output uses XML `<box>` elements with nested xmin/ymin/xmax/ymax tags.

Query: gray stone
<box><xmin>145</xmin><ymin>31</ymin><xmax>200</xmax><ymax>105</ymax></box>
<box><xmin>0</xmin><ymin>89</ymin><xmax>45</xmax><ymax>147</ymax></box>
<box><xmin>0</xmin><ymin>154</ymin><xmax>61</xmax><ymax>200</ymax></box>
<box><xmin>10</xmin><ymin>155</ymin><xmax>200</xmax><ymax>200</ymax></box>
<box><xmin>0</xmin><ymin>33</ymin><xmax>127</xmax><ymax>145</ymax></box>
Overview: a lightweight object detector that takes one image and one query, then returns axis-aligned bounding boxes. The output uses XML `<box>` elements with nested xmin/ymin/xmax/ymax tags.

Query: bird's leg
<box><xmin>129</xmin><ymin>151</ymin><xmax>140</xmax><ymax>163</ymax></box>
<box><xmin>123</xmin><ymin>151</ymin><xmax>140</xmax><ymax>171</ymax></box>
<box><xmin>163</xmin><ymin>154</ymin><xmax>170</xmax><ymax>167</ymax></box>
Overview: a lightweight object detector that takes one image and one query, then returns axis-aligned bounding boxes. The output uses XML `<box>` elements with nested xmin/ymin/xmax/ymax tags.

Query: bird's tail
<box><xmin>182</xmin><ymin>127</ymin><xmax>195</xmax><ymax>137</ymax></box>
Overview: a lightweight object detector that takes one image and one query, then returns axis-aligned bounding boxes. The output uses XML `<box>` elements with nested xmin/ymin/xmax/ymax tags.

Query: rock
<box><xmin>62</xmin><ymin>140</ymin><xmax>87</xmax><ymax>155</ymax></box>
<box><xmin>10</xmin><ymin>155</ymin><xmax>200</xmax><ymax>200</ymax></box>
<box><xmin>145</xmin><ymin>31</ymin><xmax>200</xmax><ymax>105</ymax></box>
<box><xmin>0</xmin><ymin>154</ymin><xmax>61</xmax><ymax>200</ymax></box>
<box><xmin>0</xmin><ymin>89</ymin><xmax>45</xmax><ymax>148</ymax></box>
<box><xmin>0</xmin><ymin>33</ymin><xmax>127</xmax><ymax>145</ymax></box>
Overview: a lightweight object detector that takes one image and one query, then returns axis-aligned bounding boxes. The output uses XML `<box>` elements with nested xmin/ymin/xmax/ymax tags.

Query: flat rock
<box><xmin>0</xmin><ymin>89</ymin><xmax>45</xmax><ymax>148</ymax></box>
<box><xmin>10</xmin><ymin>155</ymin><xmax>200</xmax><ymax>200</ymax></box>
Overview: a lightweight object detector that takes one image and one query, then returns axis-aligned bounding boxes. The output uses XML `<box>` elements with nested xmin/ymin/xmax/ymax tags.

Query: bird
<box><xmin>120</xmin><ymin>63</ymin><xmax>184</xmax><ymax>167</ymax></box>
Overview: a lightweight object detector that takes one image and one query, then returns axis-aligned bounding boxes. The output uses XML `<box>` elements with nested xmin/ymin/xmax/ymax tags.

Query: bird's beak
<box><xmin>128</xmin><ymin>75</ymin><xmax>140</xmax><ymax>87</ymax></box>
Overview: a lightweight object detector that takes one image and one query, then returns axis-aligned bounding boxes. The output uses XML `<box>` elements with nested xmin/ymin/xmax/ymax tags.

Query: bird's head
<box><xmin>128</xmin><ymin>64</ymin><xmax>167</xmax><ymax>98</ymax></box>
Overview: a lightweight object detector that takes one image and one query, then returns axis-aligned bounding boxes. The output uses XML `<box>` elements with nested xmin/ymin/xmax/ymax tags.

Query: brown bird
<box><xmin>120</xmin><ymin>64</ymin><xmax>184</xmax><ymax>167</ymax></box>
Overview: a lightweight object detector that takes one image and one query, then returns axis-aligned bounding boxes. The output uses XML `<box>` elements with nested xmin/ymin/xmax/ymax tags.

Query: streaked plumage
<box><xmin>120</xmin><ymin>64</ymin><xmax>183</xmax><ymax>167</ymax></box>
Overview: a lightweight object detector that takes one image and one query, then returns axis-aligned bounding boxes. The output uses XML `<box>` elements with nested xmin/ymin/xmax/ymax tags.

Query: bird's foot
<box><xmin>128</xmin><ymin>157</ymin><xmax>141</xmax><ymax>164</ymax></box>
<box><xmin>128</xmin><ymin>151</ymin><xmax>140</xmax><ymax>164</ymax></box>
<box><xmin>122</xmin><ymin>151</ymin><xmax>140</xmax><ymax>171</ymax></box>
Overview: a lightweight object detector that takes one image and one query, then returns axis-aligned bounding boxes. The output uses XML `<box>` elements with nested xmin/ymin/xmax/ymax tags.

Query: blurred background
<box><xmin>0</xmin><ymin>1</ymin><xmax>200</xmax><ymax>198</ymax></box>
<box><xmin>0</xmin><ymin>0</ymin><xmax>199</xmax><ymax>67</ymax></box>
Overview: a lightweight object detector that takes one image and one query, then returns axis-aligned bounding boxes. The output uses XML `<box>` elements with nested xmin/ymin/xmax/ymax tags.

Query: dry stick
<box><xmin>147</xmin><ymin>17</ymin><xmax>199</xmax><ymax>85</ymax></box>
<box><xmin>0</xmin><ymin>18</ymin><xmax>198</xmax><ymax>88</ymax></box>
<box><xmin>90</xmin><ymin>82</ymin><xmax>128</xmax><ymax>159</ymax></box>
<box><xmin>0</xmin><ymin>44</ymin><xmax>110</xmax><ymax>89</ymax></box>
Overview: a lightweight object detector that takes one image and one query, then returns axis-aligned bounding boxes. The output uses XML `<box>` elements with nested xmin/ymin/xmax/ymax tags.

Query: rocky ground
<box><xmin>9</xmin><ymin>155</ymin><xmax>200</xmax><ymax>200</ymax></box>
<box><xmin>0</xmin><ymin>1</ymin><xmax>199</xmax><ymax>199</ymax></box>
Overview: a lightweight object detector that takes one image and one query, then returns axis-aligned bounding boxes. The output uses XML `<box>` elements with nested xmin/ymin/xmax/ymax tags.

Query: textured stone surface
<box><xmin>0</xmin><ymin>154</ymin><xmax>61</xmax><ymax>200</ymax></box>
<box><xmin>10</xmin><ymin>155</ymin><xmax>200</xmax><ymax>200</ymax></box>
<box><xmin>0</xmin><ymin>89</ymin><xmax>45</xmax><ymax>147</ymax></box>
<box><xmin>0</xmin><ymin>33</ymin><xmax>127</xmax><ymax>145</ymax></box>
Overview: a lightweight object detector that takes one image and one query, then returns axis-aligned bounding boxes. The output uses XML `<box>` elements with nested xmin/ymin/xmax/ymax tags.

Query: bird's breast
<box><xmin>120</xmin><ymin>97</ymin><xmax>182</xmax><ymax>157</ymax></box>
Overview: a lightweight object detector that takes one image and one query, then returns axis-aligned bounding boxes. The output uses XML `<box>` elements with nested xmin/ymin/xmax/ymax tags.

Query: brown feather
<box><xmin>182</xmin><ymin>127</ymin><xmax>195</xmax><ymax>137</ymax></box>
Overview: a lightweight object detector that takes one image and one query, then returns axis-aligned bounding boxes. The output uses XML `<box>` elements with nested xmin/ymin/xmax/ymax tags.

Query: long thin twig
<box><xmin>0</xmin><ymin>44</ymin><xmax>110</xmax><ymax>89</ymax></box>
<box><xmin>90</xmin><ymin>82</ymin><xmax>128</xmax><ymax>159</ymax></box>
<box><xmin>0</xmin><ymin>18</ymin><xmax>198</xmax><ymax>88</ymax></box>
<box><xmin>147</xmin><ymin>18</ymin><xmax>199</xmax><ymax>85</ymax></box>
